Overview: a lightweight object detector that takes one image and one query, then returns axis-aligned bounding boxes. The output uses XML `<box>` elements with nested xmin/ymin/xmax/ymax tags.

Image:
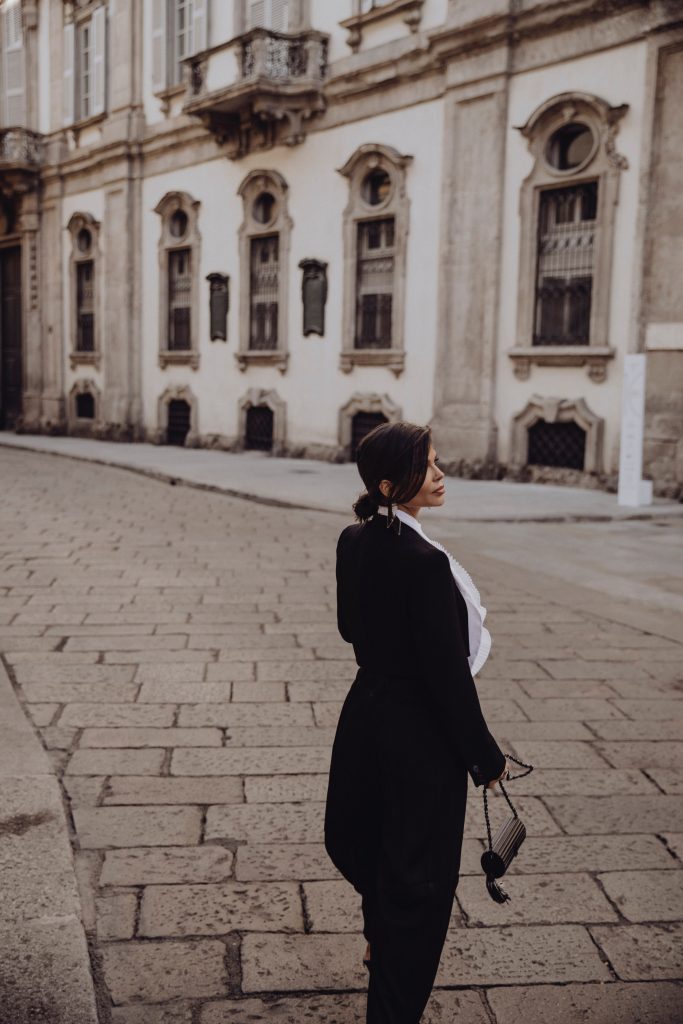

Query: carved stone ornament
<box><xmin>207</xmin><ymin>273</ymin><xmax>229</xmax><ymax>341</ymax></box>
<box><xmin>299</xmin><ymin>259</ymin><xmax>328</xmax><ymax>336</ymax></box>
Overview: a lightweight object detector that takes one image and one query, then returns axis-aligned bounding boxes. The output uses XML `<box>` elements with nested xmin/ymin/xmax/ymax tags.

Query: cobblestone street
<box><xmin>1</xmin><ymin>446</ymin><xmax>682</xmax><ymax>1023</ymax></box>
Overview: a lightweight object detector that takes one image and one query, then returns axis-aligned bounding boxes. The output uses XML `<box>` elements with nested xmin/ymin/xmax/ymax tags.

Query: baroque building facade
<box><xmin>0</xmin><ymin>0</ymin><xmax>682</xmax><ymax>496</ymax></box>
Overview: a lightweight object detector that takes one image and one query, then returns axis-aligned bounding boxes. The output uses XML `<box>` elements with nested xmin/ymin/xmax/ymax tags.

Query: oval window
<box><xmin>545</xmin><ymin>123</ymin><xmax>595</xmax><ymax>171</ymax></box>
<box><xmin>361</xmin><ymin>169</ymin><xmax>391</xmax><ymax>206</ymax></box>
<box><xmin>253</xmin><ymin>192</ymin><xmax>276</xmax><ymax>224</ymax></box>
<box><xmin>169</xmin><ymin>209</ymin><xmax>188</xmax><ymax>238</ymax></box>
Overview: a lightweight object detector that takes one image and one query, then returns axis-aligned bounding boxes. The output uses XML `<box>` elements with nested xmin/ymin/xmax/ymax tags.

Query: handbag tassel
<box><xmin>486</xmin><ymin>874</ymin><xmax>511</xmax><ymax>904</ymax></box>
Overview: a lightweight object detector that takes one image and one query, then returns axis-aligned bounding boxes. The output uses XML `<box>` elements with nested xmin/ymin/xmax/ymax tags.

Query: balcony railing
<box><xmin>183</xmin><ymin>28</ymin><xmax>329</xmax><ymax>158</ymax></box>
<box><xmin>0</xmin><ymin>127</ymin><xmax>44</xmax><ymax>196</ymax></box>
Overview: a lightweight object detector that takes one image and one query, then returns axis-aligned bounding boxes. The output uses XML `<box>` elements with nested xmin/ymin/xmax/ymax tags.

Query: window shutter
<box><xmin>192</xmin><ymin>0</ymin><xmax>208</xmax><ymax>52</ymax></box>
<box><xmin>248</xmin><ymin>0</ymin><xmax>266</xmax><ymax>29</ymax></box>
<box><xmin>3</xmin><ymin>0</ymin><xmax>26</xmax><ymax>126</ymax></box>
<box><xmin>63</xmin><ymin>20</ymin><xmax>75</xmax><ymax>127</ymax></box>
<box><xmin>271</xmin><ymin>0</ymin><xmax>288</xmax><ymax>32</ymax></box>
<box><xmin>92</xmin><ymin>5</ymin><xmax>106</xmax><ymax>116</ymax></box>
<box><xmin>151</xmin><ymin>0</ymin><xmax>167</xmax><ymax>92</ymax></box>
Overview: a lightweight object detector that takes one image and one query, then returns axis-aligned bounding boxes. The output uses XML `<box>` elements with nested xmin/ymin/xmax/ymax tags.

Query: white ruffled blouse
<box><xmin>377</xmin><ymin>507</ymin><xmax>491</xmax><ymax>677</ymax></box>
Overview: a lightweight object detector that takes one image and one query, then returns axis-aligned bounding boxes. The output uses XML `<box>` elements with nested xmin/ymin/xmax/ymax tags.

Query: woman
<box><xmin>324</xmin><ymin>421</ymin><xmax>509</xmax><ymax>1024</ymax></box>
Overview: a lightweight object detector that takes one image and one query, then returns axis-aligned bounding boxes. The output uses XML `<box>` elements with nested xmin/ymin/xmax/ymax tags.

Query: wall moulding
<box><xmin>508</xmin><ymin>345</ymin><xmax>616</xmax><ymax>382</ymax></box>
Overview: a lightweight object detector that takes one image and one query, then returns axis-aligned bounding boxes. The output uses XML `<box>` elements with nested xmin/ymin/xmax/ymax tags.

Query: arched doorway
<box><xmin>167</xmin><ymin>399</ymin><xmax>191</xmax><ymax>446</ymax></box>
<box><xmin>245</xmin><ymin>405</ymin><xmax>274</xmax><ymax>451</ymax></box>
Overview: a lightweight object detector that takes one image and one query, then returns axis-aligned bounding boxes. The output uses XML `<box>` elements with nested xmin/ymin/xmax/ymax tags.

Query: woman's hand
<box><xmin>486</xmin><ymin>759</ymin><xmax>510</xmax><ymax>790</ymax></box>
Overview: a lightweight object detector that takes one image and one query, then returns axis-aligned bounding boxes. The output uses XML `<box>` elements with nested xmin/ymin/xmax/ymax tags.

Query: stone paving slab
<box><xmin>589</xmin><ymin>923</ymin><xmax>683</xmax><ymax>980</ymax></box>
<box><xmin>73</xmin><ymin>806</ymin><xmax>203</xmax><ymax>848</ymax></box>
<box><xmin>198</xmin><ymin>990</ymin><xmax>491</xmax><ymax>1023</ymax></box>
<box><xmin>103</xmin><ymin>775</ymin><xmax>244</xmax><ymax>805</ymax></box>
<box><xmin>596</xmin><ymin>870</ymin><xmax>683</xmax><ymax>922</ymax></box>
<box><xmin>487</xmin><ymin>981</ymin><xmax>683</xmax><ymax>1024</ymax></box>
<box><xmin>543</xmin><ymin>795</ymin><xmax>683</xmax><ymax>833</ymax></box>
<box><xmin>100</xmin><ymin>846</ymin><xmax>235</xmax><ymax>886</ymax></box>
<box><xmin>101</xmin><ymin>939</ymin><xmax>229</xmax><ymax>1003</ymax></box>
<box><xmin>457</xmin><ymin>872</ymin><xmax>619</xmax><ymax>925</ymax></box>
<box><xmin>139</xmin><ymin>882</ymin><xmax>304</xmax><ymax>936</ymax></box>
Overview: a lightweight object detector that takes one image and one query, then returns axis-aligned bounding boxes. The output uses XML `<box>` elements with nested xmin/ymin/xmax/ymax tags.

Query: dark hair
<box><xmin>352</xmin><ymin>421</ymin><xmax>432</xmax><ymax>522</ymax></box>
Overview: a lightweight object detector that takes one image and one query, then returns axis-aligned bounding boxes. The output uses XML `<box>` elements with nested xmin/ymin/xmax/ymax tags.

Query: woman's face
<box><xmin>381</xmin><ymin>444</ymin><xmax>446</xmax><ymax>514</ymax></box>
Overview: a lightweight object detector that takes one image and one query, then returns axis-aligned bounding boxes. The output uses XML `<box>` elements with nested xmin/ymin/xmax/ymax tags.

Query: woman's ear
<box><xmin>379</xmin><ymin>479</ymin><xmax>393</xmax><ymax>499</ymax></box>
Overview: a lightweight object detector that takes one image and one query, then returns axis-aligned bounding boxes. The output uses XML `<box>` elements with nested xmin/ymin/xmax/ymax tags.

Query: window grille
<box><xmin>355</xmin><ymin>218</ymin><xmax>394</xmax><ymax>349</ymax></box>
<box><xmin>245</xmin><ymin>405</ymin><xmax>274</xmax><ymax>451</ymax></box>
<box><xmin>78</xmin><ymin>20</ymin><xmax>92</xmax><ymax>120</ymax></box>
<box><xmin>249</xmin><ymin>234</ymin><xmax>279</xmax><ymax>350</ymax></box>
<box><xmin>534</xmin><ymin>182</ymin><xmax>597</xmax><ymax>346</ymax></box>
<box><xmin>167</xmin><ymin>399</ymin><xmax>191</xmax><ymax>445</ymax></box>
<box><xmin>172</xmin><ymin>0</ymin><xmax>193</xmax><ymax>86</ymax></box>
<box><xmin>76</xmin><ymin>260</ymin><xmax>94</xmax><ymax>352</ymax></box>
<box><xmin>351</xmin><ymin>411</ymin><xmax>388</xmax><ymax>460</ymax></box>
<box><xmin>528</xmin><ymin>420</ymin><xmax>586</xmax><ymax>471</ymax></box>
<box><xmin>76</xmin><ymin>392</ymin><xmax>95</xmax><ymax>419</ymax></box>
<box><xmin>168</xmin><ymin>248</ymin><xmax>192</xmax><ymax>350</ymax></box>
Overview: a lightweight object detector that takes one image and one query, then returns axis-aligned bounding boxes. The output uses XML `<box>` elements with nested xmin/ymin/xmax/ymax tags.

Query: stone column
<box><xmin>640</xmin><ymin>40</ymin><xmax>683</xmax><ymax>497</ymax></box>
<box><xmin>101</xmin><ymin>186</ymin><xmax>134</xmax><ymax>437</ymax></box>
<box><xmin>430</xmin><ymin>72</ymin><xmax>509</xmax><ymax>471</ymax></box>
<box><xmin>17</xmin><ymin>189</ymin><xmax>44</xmax><ymax>428</ymax></box>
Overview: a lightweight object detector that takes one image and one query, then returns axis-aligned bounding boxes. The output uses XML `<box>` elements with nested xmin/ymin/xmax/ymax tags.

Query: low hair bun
<box><xmin>353</xmin><ymin>491</ymin><xmax>379</xmax><ymax>521</ymax></box>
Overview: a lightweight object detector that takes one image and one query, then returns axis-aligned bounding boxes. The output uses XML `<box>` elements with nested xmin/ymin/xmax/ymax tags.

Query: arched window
<box><xmin>338</xmin><ymin>144</ymin><xmax>412</xmax><ymax>376</ymax></box>
<box><xmin>511</xmin><ymin>93</ymin><xmax>628</xmax><ymax>383</ymax></box>
<box><xmin>237</xmin><ymin>170</ymin><xmax>292</xmax><ymax>372</ymax></box>
<box><xmin>67</xmin><ymin>213</ymin><xmax>101</xmax><ymax>371</ymax></box>
<box><xmin>154</xmin><ymin>191</ymin><xmax>201</xmax><ymax>369</ymax></box>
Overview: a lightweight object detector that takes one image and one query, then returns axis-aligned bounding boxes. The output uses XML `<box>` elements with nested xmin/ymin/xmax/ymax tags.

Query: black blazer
<box><xmin>336</xmin><ymin>513</ymin><xmax>506</xmax><ymax>788</ymax></box>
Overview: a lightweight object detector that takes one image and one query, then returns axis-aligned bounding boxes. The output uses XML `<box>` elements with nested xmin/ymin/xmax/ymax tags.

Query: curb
<box><xmin>1</xmin><ymin>436</ymin><xmax>681</xmax><ymax>524</ymax></box>
<box><xmin>0</xmin><ymin>659</ymin><xmax>101</xmax><ymax>1024</ymax></box>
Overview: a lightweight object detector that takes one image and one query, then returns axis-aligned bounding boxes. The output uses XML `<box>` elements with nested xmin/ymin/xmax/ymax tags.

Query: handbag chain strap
<box><xmin>483</xmin><ymin>752</ymin><xmax>534</xmax><ymax>850</ymax></box>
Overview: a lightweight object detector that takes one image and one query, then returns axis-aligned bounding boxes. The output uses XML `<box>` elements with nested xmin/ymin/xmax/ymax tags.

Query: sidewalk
<box><xmin>0</xmin><ymin>659</ymin><xmax>100</xmax><ymax>1024</ymax></box>
<box><xmin>1</xmin><ymin>432</ymin><xmax>681</xmax><ymax>523</ymax></box>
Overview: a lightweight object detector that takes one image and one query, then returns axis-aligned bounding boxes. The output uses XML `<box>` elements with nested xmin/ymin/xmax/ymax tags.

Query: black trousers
<box><xmin>324</xmin><ymin>666</ymin><xmax>468</xmax><ymax>1023</ymax></box>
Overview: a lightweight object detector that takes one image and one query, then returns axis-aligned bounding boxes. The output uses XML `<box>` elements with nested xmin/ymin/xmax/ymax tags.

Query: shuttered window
<box><xmin>248</xmin><ymin>0</ymin><xmax>289</xmax><ymax>31</ymax></box>
<box><xmin>168</xmin><ymin>248</ymin><xmax>192</xmax><ymax>350</ymax></box>
<box><xmin>355</xmin><ymin>218</ymin><xmax>394</xmax><ymax>349</ymax></box>
<box><xmin>63</xmin><ymin>6</ymin><xmax>106</xmax><ymax>126</ymax></box>
<box><xmin>154</xmin><ymin>0</ymin><xmax>207</xmax><ymax>92</ymax></box>
<box><xmin>2</xmin><ymin>0</ymin><xmax>25</xmax><ymax>126</ymax></box>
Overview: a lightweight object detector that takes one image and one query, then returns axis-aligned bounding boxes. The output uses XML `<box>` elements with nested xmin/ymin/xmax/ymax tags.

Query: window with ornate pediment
<box><xmin>67</xmin><ymin>212</ymin><xmax>101</xmax><ymax>370</ymax></box>
<box><xmin>236</xmin><ymin>170</ymin><xmax>292</xmax><ymax>372</ymax></box>
<box><xmin>154</xmin><ymin>191</ymin><xmax>201</xmax><ymax>369</ymax></box>
<box><xmin>338</xmin><ymin>144</ymin><xmax>412</xmax><ymax>376</ymax></box>
<box><xmin>510</xmin><ymin>92</ymin><xmax>629</xmax><ymax>383</ymax></box>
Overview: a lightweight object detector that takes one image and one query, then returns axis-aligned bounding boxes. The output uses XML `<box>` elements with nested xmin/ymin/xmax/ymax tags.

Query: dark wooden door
<box><xmin>0</xmin><ymin>247</ymin><xmax>22</xmax><ymax>429</ymax></box>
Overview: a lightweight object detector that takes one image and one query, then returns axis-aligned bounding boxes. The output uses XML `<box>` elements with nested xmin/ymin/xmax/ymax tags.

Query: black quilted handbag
<box><xmin>481</xmin><ymin>753</ymin><xmax>534</xmax><ymax>903</ymax></box>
